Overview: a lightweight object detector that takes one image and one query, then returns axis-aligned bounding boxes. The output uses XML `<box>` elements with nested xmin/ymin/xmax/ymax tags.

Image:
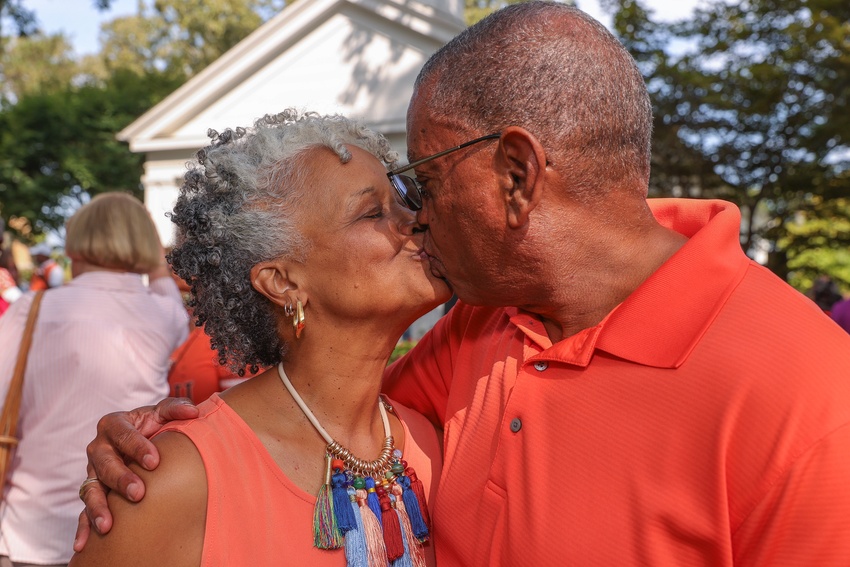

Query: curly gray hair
<box><xmin>168</xmin><ymin>109</ymin><xmax>399</xmax><ymax>374</ymax></box>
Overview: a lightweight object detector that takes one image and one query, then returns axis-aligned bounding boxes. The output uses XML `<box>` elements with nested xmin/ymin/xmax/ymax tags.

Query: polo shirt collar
<box><xmin>512</xmin><ymin>199</ymin><xmax>750</xmax><ymax>369</ymax></box>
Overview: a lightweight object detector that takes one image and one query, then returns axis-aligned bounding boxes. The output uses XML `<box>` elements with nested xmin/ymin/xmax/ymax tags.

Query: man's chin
<box><xmin>428</xmin><ymin>270</ymin><xmax>453</xmax><ymax>293</ymax></box>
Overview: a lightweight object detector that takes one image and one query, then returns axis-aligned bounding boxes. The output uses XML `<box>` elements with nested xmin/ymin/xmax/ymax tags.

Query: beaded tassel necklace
<box><xmin>277</xmin><ymin>363</ymin><xmax>431</xmax><ymax>567</ymax></box>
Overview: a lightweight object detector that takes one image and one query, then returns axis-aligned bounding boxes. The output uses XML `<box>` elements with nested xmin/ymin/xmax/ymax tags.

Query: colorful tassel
<box><xmin>314</xmin><ymin>455</ymin><xmax>343</xmax><ymax>549</ymax></box>
<box><xmin>356</xmin><ymin>488</ymin><xmax>388</xmax><ymax>567</ymax></box>
<box><xmin>392</xmin><ymin>484</ymin><xmax>426</xmax><ymax>567</ymax></box>
<box><xmin>314</xmin><ymin>483</ymin><xmax>343</xmax><ymax>548</ymax></box>
<box><xmin>377</xmin><ymin>484</ymin><xmax>405</xmax><ymax>561</ymax></box>
<box><xmin>332</xmin><ymin>459</ymin><xmax>357</xmax><ymax>534</ymax></box>
<box><xmin>397</xmin><ymin>474</ymin><xmax>429</xmax><ymax>541</ymax></box>
<box><xmin>365</xmin><ymin>476</ymin><xmax>383</xmax><ymax>522</ymax></box>
<box><xmin>404</xmin><ymin>466</ymin><xmax>430</xmax><ymax>529</ymax></box>
<box><xmin>390</xmin><ymin>515</ymin><xmax>414</xmax><ymax>567</ymax></box>
<box><xmin>344</xmin><ymin>488</ymin><xmax>368</xmax><ymax>567</ymax></box>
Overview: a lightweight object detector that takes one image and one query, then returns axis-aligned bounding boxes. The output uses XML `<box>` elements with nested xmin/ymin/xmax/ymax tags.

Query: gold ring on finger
<box><xmin>78</xmin><ymin>477</ymin><xmax>102</xmax><ymax>501</ymax></box>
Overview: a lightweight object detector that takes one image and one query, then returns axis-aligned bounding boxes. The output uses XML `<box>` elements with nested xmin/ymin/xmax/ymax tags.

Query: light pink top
<box><xmin>0</xmin><ymin>271</ymin><xmax>188</xmax><ymax>564</ymax></box>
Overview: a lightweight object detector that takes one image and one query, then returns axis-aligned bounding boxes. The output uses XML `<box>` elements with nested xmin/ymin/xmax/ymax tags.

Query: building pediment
<box><xmin>118</xmin><ymin>0</ymin><xmax>464</xmax><ymax>153</ymax></box>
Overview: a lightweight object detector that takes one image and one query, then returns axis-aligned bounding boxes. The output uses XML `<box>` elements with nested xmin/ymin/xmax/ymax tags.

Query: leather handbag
<box><xmin>0</xmin><ymin>290</ymin><xmax>45</xmax><ymax>499</ymax></box>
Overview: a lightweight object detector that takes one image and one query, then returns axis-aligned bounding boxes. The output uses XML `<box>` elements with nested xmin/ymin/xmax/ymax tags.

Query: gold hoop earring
<box><xmin>293</xmin><ymin>299</ymin><xmax>305</xmax><ymax>339</ymax></box>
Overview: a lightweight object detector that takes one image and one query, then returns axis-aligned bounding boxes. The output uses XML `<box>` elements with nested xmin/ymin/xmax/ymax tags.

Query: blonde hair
<box><xmin>65</xmin><ymin>192</ymin><xmax>162</xmax><ymax>273</ymax></box>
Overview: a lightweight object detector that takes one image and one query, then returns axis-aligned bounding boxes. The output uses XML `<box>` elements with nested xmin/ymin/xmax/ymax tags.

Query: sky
<box><xmin>25</xmin><ymin>0</ymin><xmax>705</xmax><ymax>57</ymax></box>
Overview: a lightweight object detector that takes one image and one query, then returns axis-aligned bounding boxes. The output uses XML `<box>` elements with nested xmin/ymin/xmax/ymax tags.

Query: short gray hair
<box><xmin>415</xmin><ymin>1</ymin><xmax>652</xmax><ymax>198</ymax></box>
<box><xmin>168</xmin><ymin>109</ymin><xmax>398</xmax><ymax>373</ymax></box>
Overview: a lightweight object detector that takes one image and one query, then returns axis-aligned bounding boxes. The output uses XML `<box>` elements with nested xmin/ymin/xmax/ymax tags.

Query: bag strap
<box><xmin>0</xmin><ymin>291</ymin><xmax>45</xmax><ymax>446</ymax></box>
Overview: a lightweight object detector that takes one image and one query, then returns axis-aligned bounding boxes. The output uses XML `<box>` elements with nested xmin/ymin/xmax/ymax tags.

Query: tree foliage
<box><xmin>0</xmin><ymin>69</ymin><xmax>184</xmax><ymax>236</ymax></box>
<box><xmin>0</xmin><ymin>0</ymin><xmax>288</xmax><ymax>239</ymax></box>
<box><xmin>98</xmin><ymin>0</ymin><xmax>289</xmax><ymax>78</ymax></box>
<box><xmin>607</xmin><ymin>0</ymin><xmax>850</xmax><ymax>289</ymax></box>
<box><xmin>0</xmin><ymin>33</ymin><xmax>79</xmax><ymax>99</ymax></box>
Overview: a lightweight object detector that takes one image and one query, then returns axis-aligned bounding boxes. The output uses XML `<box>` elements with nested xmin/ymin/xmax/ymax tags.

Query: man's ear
<box><xmin>495</xmin><ymin>126</ymin><xmax>548</xmax><ymax>229</ymax></box>
<box><xmin>250</xmin><ymin>259</ymin><xmax>302</xmax><ymax>309</ymax></box>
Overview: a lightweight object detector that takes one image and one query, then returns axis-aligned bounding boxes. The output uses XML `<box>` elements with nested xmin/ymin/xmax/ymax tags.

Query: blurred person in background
<box><xmin>829</xmin><ymin>295</ymin><xmax>850</xmax><ymax>335</ymax></box>
<box><xmin>28</xmin><ymin>243</ymin><xmax>64</xmax><ymax>291</ymax></box>
<box><xmin>806</xmin><ymin>274</ymin><xmax>843</xmax><ymax>315</ymax></box>
<box><xmin>0</xmin><ymin>219</ymin><xmax>22</xmax><ymax>316</ymax></box>
<box><xmin>0</xmin><ymin>192</ymin><xmax>188</xmax><ymax>567</ymax></box>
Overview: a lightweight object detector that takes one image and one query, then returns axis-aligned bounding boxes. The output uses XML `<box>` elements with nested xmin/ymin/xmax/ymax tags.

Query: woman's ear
<box><xmin>495</xmin><ymin>126</ymin><xmax>548</xmax><ymax>229</ymax></box>
<box><xmin>250</xmin><ymin>259</ymin><xmax>300</xmax><ymax>308</ymax></box>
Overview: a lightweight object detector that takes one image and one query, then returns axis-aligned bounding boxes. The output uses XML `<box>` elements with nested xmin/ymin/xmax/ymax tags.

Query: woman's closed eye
<box><xmin>363</xmin><ymin>207</ymin><xmax>385</xmax><ymax>219</ymax></box>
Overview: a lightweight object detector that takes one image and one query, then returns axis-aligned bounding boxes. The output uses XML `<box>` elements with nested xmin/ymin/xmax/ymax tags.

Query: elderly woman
<box><xmin>69</xmin><ymin>110</ymin><xmax>448</xmax><ymax>567</ymax></box>
<box><xmin>0</xmin><ymin>193</ymin><xmax>188</xmax><ymax>567</ymax></box>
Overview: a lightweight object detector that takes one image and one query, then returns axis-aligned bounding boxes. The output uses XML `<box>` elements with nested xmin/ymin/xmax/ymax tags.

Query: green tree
<box><xmin>608</xmin><ymin>0</ymin><xmax>850</xmax><ymax>286</ymax></box>
<box><xmin>0</xmin><ymin>0</ymin><xmax>287</xmax><ymax>237</ymax></box>
<box><xmin>98</xmin><ymin>0</ymin><xmax>289</xmax><ymax>78</ymax></box>
<box><xmin>0</xmin><ymin>69</ymin><xmax>183</xmax><ymax>237</ymax></box>
<box><xmin>0</xmin><ymin>33</ymin><xmax>79</xmax><ymax>99</ymax></box>
<box><xmin>781</xmin><ymin>192</ymin><xmax>850</xmax><ymax>291</ymax></box>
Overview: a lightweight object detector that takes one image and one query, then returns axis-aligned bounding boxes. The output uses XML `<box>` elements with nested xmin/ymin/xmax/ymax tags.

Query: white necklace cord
<box><xmin>276</xmin><ymin>362</ymin><xmax>391</xmax><ymax>452</ymax></box>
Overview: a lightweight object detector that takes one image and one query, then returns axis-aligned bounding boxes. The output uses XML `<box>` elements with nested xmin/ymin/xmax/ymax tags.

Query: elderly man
<box><xmin>77</xmin><ymin>2</ymin><xmax>850</xmax><ymax>565</ymax></box>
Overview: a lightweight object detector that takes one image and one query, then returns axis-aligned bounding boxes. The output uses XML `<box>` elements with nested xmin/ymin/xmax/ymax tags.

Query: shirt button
<box><xmin>533</xmin><ymin>361</ymin><xmax>548</xmax><ymax>372</ymax></box>
<box><xmin>510</xmin><ymin>418</ymin><xmax>522</xmax><ymax>433</ymax></box>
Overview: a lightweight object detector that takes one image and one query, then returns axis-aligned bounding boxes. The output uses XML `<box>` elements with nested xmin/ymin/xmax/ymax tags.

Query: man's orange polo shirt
<box><xmin>384</xmin><ymin>199</ymin><xmax>850</xmax><ymax>565</ymax></box>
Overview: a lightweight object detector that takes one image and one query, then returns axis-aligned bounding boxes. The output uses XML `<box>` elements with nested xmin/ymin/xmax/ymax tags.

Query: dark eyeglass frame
<box><xmin>387</xmin><ymin>132</ymin><xmax>501</xmax><ymax>211</ymax></box>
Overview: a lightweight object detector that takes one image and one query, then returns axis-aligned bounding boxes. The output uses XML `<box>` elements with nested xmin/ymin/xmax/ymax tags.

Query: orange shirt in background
<box><xmin>29</xmin><ymin>260</ymin><xmax>62</xmax><ymax>291</ymax></box>
<box><xmin>168</xmin><ymin>326</ymin><xmax>248</xmax><ymax>404</ymax></box>
<box><xmin>384</xmin><ymin>199</ymin><xmax>850</xmax><ymax>566</ymax></box>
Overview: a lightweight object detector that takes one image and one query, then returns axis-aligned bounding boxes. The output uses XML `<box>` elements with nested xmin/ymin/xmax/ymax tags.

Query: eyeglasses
<box><xmin>387</xmin><ymin>133</ymin><xmax>501</xmax><ymax>211</ymax></box>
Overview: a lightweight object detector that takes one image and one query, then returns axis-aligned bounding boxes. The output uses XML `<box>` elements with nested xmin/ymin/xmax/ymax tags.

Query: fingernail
<box><xmin>95</xmin><ymin>517</ymin><xmax>105</xmax><ymax>533</ymax></box>
<box><xmin>127</xmin><ymin>482</ymin><xmax>141</xmax><ymax>501</ymax></box>
<box><xmin>142</xmin><ymin>454</ymin><xmax>156</xmax><ymax>470</ymax></box>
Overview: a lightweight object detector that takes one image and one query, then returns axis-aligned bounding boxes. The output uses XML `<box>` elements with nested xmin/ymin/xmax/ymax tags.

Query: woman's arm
<box><xmin>70</xmin><ymin>431</ymin><xmax>207</xmax><ymax>567</ymax></box>
<box><xmin>146</xmin><ymin>253</ymin><xmax>191</xmax><ymax>343</ymax></box>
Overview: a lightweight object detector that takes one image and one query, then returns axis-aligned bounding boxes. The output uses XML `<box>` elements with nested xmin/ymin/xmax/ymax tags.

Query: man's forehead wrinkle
<box><xmin>407</xmin><ymin>124</ymin><xmax>445</xmax><ymax>163</ymax></box>
<box><xmin>407</xmin><ymin>137</ymin><xmax>428</xmax><ymax>163</ymax></box>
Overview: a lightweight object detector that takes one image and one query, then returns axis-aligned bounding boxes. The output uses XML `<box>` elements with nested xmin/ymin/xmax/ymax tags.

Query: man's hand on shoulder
<box><xmin>73</xmin><ymin>397</ymin><xmax>199</xmax><ymax>551</ymax></box>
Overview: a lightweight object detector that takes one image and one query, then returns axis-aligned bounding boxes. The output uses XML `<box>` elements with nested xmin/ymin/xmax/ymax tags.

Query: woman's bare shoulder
<box><xmin>69</xmin><ymin>431</ymin><xmax>208</xmax><ymax>567</ymax></box>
